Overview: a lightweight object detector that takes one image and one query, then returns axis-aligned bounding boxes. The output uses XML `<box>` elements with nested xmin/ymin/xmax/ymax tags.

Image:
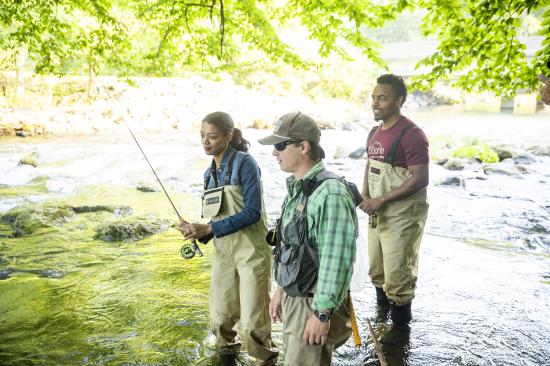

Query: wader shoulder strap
<box><xmin>204</xmin><ymin>151</ymin><xmax>238</xmax><ymax>190</ymax></box>
<box><xmin>386</xmin><ymin>123</ymin><xmax>415</xmax><ymax>165</ymax></box>
<box><xmin>366</xmin><ymin>126</ymin><xmax>378</xmax><ymax>149</ymax></box>
<box><xmin>223</xmin><ymin>151</ymin><xmax>238</xmax><ymax>185</ymax></box>
<box><xmin>303</xmin><ymin>170</ymin><xmax>363</xmax><ymax>207</ymax></box>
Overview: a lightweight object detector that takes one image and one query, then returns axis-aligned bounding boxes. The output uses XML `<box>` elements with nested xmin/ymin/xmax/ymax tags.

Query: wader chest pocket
<box><xmin>202</xmin><ymin>187</ymin><xmax>224</xmax><ymax>218</ymax></box>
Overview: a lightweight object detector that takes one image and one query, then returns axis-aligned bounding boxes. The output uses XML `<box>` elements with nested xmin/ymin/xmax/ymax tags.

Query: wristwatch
<box><xmin>314</xmin><ymin>309</ymin><xmax>331</xmax><ymax>322</ymax></box>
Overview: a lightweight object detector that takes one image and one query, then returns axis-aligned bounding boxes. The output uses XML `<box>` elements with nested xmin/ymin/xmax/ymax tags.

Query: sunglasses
<box><xmin>274</xmin><ymin>140</ymin><xmax>299</xmax><ymax>151</ymax></box>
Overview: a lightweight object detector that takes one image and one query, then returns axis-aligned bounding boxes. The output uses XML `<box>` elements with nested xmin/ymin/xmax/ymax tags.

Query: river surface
<box><xmin>0</xmin><ymin>108</ymin><xmax>549</xmax><ymax>365</ymax></box>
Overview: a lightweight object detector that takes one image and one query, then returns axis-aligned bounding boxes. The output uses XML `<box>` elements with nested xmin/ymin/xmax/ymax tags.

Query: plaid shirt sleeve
<box><xmin>310</xmin><ymin>180</ymin><xmax>357</xmax><ymax>311</ymax></box>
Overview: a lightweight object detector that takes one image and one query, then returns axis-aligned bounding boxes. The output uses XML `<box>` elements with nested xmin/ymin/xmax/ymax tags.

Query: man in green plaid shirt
<box><xmin>259</xmin><ymin>111</ymin><xmax>357</xmax><ymax>366</ymax></box>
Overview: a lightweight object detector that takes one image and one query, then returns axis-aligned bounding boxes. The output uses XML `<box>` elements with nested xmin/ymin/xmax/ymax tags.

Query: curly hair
<box><xmin>376</xmin><ymin>74</ymin><xmax>407</xmax><ymax>105</ymax></box>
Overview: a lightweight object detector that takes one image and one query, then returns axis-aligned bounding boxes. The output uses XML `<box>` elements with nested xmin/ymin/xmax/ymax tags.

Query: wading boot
<box><xmin>375</xmin><ymin>287</ymin><xmax>390</xmax><ymax>322</ymax></box>
<box><xmin>390</xmin><ymin>302</ymin><xmax>412</xmax><ymax>325</ymax></box>
<box><xmin>214</xmin><ymin>346</ymin><xmax>240</xmax><ymax>366</ymax></box>
<box><xmin>376</xmin><ymin>287</ymin><xmax>389</xmax><ymax>305</ymax></box>
<box><xmin>381</xmin><ymin>302</ymin><xmax>412</xmax><ymax>345</ymax></box>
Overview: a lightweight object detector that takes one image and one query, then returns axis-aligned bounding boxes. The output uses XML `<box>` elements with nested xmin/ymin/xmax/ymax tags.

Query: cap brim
<box><xmin>258</xmin><ymin>134</ymin><xmax>292</xmax><ymax>145</ymax></box>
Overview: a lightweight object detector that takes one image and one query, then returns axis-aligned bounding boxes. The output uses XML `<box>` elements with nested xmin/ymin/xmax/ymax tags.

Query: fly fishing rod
<box><xmin>102</xmin><ymin>85</ymin><xmax>203</xmax><ymax>259</ymax></box>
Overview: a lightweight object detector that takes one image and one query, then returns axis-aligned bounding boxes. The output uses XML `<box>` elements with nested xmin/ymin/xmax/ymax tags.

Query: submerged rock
<box><xmin>94</xmin><ymin>217</ymin><xmax>168</xmax><ymax>242</ymax></box>
<box><xmin>435</xmin><ymin>175</ymin><xmax>465</xmax><ymax>188</ymax></box>
<box><xmin>513</xmin><ymin>153</ymin><xmax>538</xmax><ymax>165</ymax></box>
<box><xmin>527</xmin><ymin>145</ymin><xmax>550</xmax><ymax>157</ymax></box>
<box><xmin>38</xmin><ymin>269</ymin><xmax>65</xmax><ymax>279</ymax></box>
<box><xmin>18</xmin><ymin>152</ymin><xmax>39</xmax><ymax>167</ymax></box>
<box><xmin>0</xmin><ymin>204</ymin><xmax>133</xmax><ymax>237</ymax></box>
<box><xmin>0</xmin><ymin>269</ymin><xmax>12</xmax><ymax>280</ymax></box>
<box><xmin>71</xmin><ymin>205</ymin><xmax>132</xmax><ymax>216</ymax></box>
<box><xmin>483</xmin><ymin>164</ymin><xmax>521</xmax><ymax>176</ymax></box>
<box><xmin>136</xmin><ymin>185</ymin><xmax>160</xmax><ymax>193</ymax></box>
<box><xmin>0</xmin><ymin>205</ymin><xmax>75</xmax><ymax>237</ymax></box>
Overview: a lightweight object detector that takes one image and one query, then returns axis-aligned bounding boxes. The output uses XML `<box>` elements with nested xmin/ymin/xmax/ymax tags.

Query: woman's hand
<box><xmin>180</xmin><ymin>222</ymin><xmax>212</xmax><ymax>241</ymax></box>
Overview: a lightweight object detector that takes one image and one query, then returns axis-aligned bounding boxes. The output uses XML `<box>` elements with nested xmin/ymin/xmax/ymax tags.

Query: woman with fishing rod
<box><xmin>180</xmin><ymin>111</ymin><xmax>278</xmax><ymax>365</ymax></box>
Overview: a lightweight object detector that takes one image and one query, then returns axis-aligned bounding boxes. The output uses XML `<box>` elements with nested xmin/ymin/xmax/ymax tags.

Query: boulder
<box><xmin>0</xmin><ymin>204</ymin><xmax>133</xmax><ymax>237</ymax></box>
<box><xmin>443</xmin><ymin>158</ymin><xmax>465</xmax><ymax>170</ymax></box>
<box><xmin>137</xmin><ymin>185</ymin><xmax>160</xmax><ymax>193</ymax></box>
<box><xmin>18</xmin><ymin>152</ymin><xmax>38</xmax><ymax>167</ymax></box>
<box><xmin>513</xmin><ymin>153</ymin><xmax>538</xmax><ymax>165</ymax></box>
<box><xmin>94</xmin><ymin>217</ymin><xmax>168</xmax><ymax>242</ymax></box>
<box><xmin>483</xmin><ymin>163</ymin><xmax>520</xmax><ymax>176</ymax></box>
<box><xmin>435</xmin><ymin>175</ymin><xmax>465</xmax><ymax>188</ymax></box>
<box><xmin>348</xmin><ymin>147</ymin><xmax>367</xmax><ymax>159</ymax></box>
<box><xmin>0</xmin><ymin>205</ymin><xmax>75</xmax><ymax>237</ymax></box>
<box><xmin>333</xmin><ymin>146</ymin><xmax>351</xmax><ymax>160</ymax></box>
<box><xmin>527</xmin><ymin>145</ymin><xmax>550</xmax><ymax>157</ymax></box>
<box><xmin>491</xmin><ymin>145</ymin><xmax>515</xmax><ymax>161</ymax></box>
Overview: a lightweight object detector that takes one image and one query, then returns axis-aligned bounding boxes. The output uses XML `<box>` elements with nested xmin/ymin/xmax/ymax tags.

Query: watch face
<box><xmin>318</xmin><ymin>312</ymin><xmax>330</xmax><ymax>322</ymax></box>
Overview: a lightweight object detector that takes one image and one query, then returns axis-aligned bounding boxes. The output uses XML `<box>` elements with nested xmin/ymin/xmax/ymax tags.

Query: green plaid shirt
<box><xmin>281</xmin><ymin>161</ymin><xmax>357</xmax><ymax>311</ymax></box>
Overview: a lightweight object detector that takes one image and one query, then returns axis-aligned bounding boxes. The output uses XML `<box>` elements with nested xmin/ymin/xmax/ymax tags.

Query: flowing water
<box><xmin>0</xmin><ymin>108</ymin><xmax>549</xmax><ymax>365</ymax></box>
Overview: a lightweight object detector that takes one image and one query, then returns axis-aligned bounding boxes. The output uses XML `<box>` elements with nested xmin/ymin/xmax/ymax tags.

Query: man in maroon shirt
<box><xmin>359</xmin><ymin>74</ymin><xmax>429</xmax><ymax>337</ymax></box>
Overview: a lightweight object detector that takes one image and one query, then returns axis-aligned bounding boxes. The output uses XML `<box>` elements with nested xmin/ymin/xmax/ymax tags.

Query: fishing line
<box><xmin>101</xmin><ymin>85</ymin><xmax>202</xmax><ymax>258</ymax></box>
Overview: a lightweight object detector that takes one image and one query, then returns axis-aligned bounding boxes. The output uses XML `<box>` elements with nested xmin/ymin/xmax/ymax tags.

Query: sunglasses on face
<box><xmin>274</xmin><ymin>140</ymin><xmax>299</xmax><ymax>151</ymax></box>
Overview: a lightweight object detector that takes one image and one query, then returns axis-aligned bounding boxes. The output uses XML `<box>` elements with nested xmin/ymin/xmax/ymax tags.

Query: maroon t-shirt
<box><xmin>367</xmin><ymin>116</ymin><xmax>429</xmax><ymax>168</ymax></box>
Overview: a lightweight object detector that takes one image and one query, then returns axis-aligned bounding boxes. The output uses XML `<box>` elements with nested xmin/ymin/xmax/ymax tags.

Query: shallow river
<box><xmin>0</xmin><ymin>108</ymin><xmax>549</xmax><ymax>365</ymax></box>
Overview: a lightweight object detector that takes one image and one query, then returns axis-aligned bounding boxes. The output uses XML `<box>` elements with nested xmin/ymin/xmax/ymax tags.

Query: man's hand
<box><xmin>269</xmin><ymin>288</ymin><xmax>283</xmax><ymax>323</ymax></box>
<box><xmin>359</xmin><ymin>196</ymin><xmax>386</xmax><ymax>215</ymax></box>
<box><xmin>539</xmin><ymin>74</ymin><xmax>550</xmax><ymax>106</ymax></box>
<box><xmin>303</xmin><ymin>314</ymin><xmax>330</xmax><ymax>346</ymax></box>
<box><xmin>180</xmin><ymin>222</ymin><xmax>212</xmax><ymax>240</ymax></box>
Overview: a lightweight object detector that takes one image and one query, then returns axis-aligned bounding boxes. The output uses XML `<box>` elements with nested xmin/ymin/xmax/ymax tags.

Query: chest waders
<box><xmin>203</xmin><ymin>152</ymin><xmax>277</xmax><ymax>362</ymax></box>
<box><xmin>366</xmin><ymin>125</ymin><xmax>429</xmax><ymax>308</ymax></box>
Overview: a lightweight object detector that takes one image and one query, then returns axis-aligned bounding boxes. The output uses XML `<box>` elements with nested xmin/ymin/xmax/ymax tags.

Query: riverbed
<box><xmin>0</xmin><ymin>108</ymin><xmax>549</xmax><ymax>365</ymax></box>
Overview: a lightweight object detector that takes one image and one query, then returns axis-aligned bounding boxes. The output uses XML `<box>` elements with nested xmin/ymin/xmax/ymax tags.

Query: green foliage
<box><xmin>0</xmin><ymin>0</ymin><xmax>547</xmax><ymax>97</ymax></box>
<box><xmin>452</xmin><ymin>141</ymin><xmax>499</xmax><ymax>164</ymax></box>
<box><xmin>411</xmin><ymin>0</ymin><xmax>550</xmax><ymax>97</ymax></box>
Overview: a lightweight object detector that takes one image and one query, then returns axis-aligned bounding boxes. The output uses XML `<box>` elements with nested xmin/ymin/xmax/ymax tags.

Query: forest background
<box><xmin>0</xmin><ymin>0</ymin><xmax>549</xmax><ymax>115</ymax></box>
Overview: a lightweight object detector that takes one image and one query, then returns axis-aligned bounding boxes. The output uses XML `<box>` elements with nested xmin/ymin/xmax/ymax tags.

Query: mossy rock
<box><xmin>0</xmin><ymin>205</ymin><xmax>75</xmax><ymax>237</ymax></box>
<box><xmin>94</xmin><ymin>217</ymin><xmax>168</xmax><ymax>242</ymax></box>
<box><xmin>0</xmin><ymin>222</ymin><xmax>15</xmax><ymax>238</ymax></box>
<box><xmin>18</xmin><ymin>152</ymin><xmax>39</xmax><ymax>167</ymax></box>
<box><xmin>71</xmin><ymin>205</ymin><xmax>133</xmax><ymax>217</ymax></box>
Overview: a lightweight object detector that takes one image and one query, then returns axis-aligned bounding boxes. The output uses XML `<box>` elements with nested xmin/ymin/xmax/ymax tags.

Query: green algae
<box><xmin>0</xmin><ymin>204</ymin><xmax>75</xmax><ymax>237</ymax></box>
<box><xmin>94</xmin><ymin>217</ymin><xmax>168</xmax><ymax>242</ymax></box>
<box><xmin>0</xmin><ymin>185</ymin><xmax>217</xmax><ymax>364</ymax></box>
<box><xmin>0</xmin><ymin>176</ymin><xmax>50</xmax><ymax>198</ymax></box>
<box><xmin>18</xmin><ymin>152</ymin><xmax>39</xmax><ymax>167</ymax></box>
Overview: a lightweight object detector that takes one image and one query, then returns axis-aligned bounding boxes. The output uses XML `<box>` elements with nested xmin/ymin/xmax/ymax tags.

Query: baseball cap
<box><xmin>258</xmin><ymin>111</ymin><xmax>321</xmax><ymax>145</ymax></box>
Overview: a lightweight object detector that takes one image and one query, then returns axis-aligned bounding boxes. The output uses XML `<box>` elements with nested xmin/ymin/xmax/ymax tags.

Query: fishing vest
<box><xmin>273</xmin><ymin>170</ymin><xmax>362</xmax><ymax>297</ymax></box>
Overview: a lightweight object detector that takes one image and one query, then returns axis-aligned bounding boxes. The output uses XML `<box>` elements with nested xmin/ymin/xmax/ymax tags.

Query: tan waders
<box><xmin>367</xmin><ymin>158</ymin><xmax>428</xmax><ymax>305</ymax></box>
<box><xmin>207</xmin><ymin>184</ymin><xmax>278</xmax><ymax>362</ymax></box>
<box><xmin>281</xmin><ymin>293</ymin><xmax>352</xmax><ymax>366</ymax></box>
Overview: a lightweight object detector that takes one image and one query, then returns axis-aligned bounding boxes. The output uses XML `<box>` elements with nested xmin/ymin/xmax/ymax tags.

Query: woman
<box><xmin>181</xmin><ymin>111</ymin><xmax>277</xmax><ymax>365</ymax></box>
